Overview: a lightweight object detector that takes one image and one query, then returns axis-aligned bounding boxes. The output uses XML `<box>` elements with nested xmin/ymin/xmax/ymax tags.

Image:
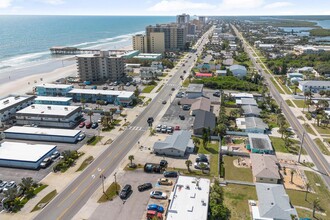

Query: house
<box><xmin>150</xmin><ymin>61</ymin><xmax>164</xmax><ymax>70</ymax></box>
<box><xmin>186</xmin><ymin>84</ymin><xmax>204</xmax><ymax>99</ymax></box>
<box><xmin>191</xmin><ymin>97</ymin><xmax>212</xmax><ymax>115</ymax></box>
<box><xmin>199</xmin><ymin>63</ymin><xmax>211</xmax><ymax>73</ymax></box>
<box><xmin>287</xmin><ymin>72</ymin><xmax>303</xmax><ymax>80</ymax></box>
<box><xmin>236</xmin><ymin>117</ymin><xmax>269</xmax><ymax>134</ymax></box>
<box><xmin>242</xmin><ymin>105</ymin><xmax>261</xmax><ymax>117</ymax></box>
<box><xmin>298</xmin><ymin>80</ymin><xmax>330</xmax><ymax>93</ymax></box>
<box><xmin>229</xmin><ymin>65</ymin><xmax>247</xmax><ymax>78</ymax></box>
<box><xmin>215</xmin><ymin>70</ymin><xmax>227</xmax><ymax>76</ymax></box>
<box><xmin>250</xmin><ymin>154</ymin><xmax>280</xmax><ymax>184</ymax></box>
<box><xmin>140</xmin><ymin>67</ymin><xmax>163</xmax><ymax>79</ymax></box>
<box><xmin>153</xmin><ymin>130</ymin><xmax>194</xmax><ymax>157</ymax></box>
<box><xmin>252</xmin><ymin>183</ymin><xmax>298</xmax><ymax>220</ymax></box>
<box><xmin>193</xmin><ymin>110</ymin><xmax>216</xmax><ymax>135</ymax></box>
<box><xmin>236</xmin><ymin>98</ymin><xmax>258</xmax><ymax>106</ymax></box>
<box><xmin>195</xmin><ymin>73</ymin><xmax>213</xmax><ymax>78</ymax></box>
<box><xmin>231</xmin><ymin>93</ymin><xmax>254</xmax><ymax>99</ymax></box>
<box><xmin>246</xmin><ymin>133</ymin><xmax>274</xmax><ymax>154</ymax></box>
<box><xmin>297</xmin><ymin>67</ymin><xmax>314</xmax><ymax>73</ymax></box>
<box><xmin>222</xmin><ymin>58</ymin><xmax>234</xmax><ymax>66</ymax></box>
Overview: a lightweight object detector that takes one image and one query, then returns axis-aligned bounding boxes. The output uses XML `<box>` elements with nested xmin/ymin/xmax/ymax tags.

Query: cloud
<box><xmin>38</xmin><ymin>0</ymin><xmax>65</xmax><ymax>5</ymax></box>
<box><xmin>148</xmin><ymin>0</ymin><xmax>213</xmax><ymax>12</ymax></box>
<box><xmin>220</xmin><ymin>0</ymin><xmax>264</xmax><ymax>9</ymax></box>
<box><xmin>264</xmin><ymin>1</ymin><xmax>293</xmax><ymax>9</ymax></box>
<box><xmin>0</xmin><ymin>0</ymin><xmax>12</xmax><ymax>9</ymax></box>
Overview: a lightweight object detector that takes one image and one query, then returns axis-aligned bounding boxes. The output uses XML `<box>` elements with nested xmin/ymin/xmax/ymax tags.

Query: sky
<box><xmin>0</xmin><ymin>0</ymin><xmax>329</xmax><ymax>16</ymax></box>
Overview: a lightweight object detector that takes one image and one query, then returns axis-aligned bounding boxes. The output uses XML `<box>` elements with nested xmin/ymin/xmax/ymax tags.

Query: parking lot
<box><xmin>89</xmin><ymin>170</ymin><xmax>175</xmax><ymax>220</ymax></box>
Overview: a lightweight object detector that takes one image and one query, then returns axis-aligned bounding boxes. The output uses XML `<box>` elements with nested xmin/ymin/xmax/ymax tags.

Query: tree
<box><xmin>192</xmin><ymin>137</ymin><xmax>201</xmax><ymax>146</ymax></box>
<box><xmin>81</xmin><ymin>98</ymin><xmax>86</xmax><ymax>109</ymax></box>
<box><xmin>209</xmin><ymin>179</ymin><xmax>230</xmax><ymax>219</ymax></box>
<box><xmin>312</xmin><ymin>198</ymin><xmax>320</xmax><ymax>217</ymax></box>
<box><xmin>316</xmin><ymin>114</ymin><xmax>322</xmax><ymax>127</ymax></box>
<box><xmin>305</xmin><ymin>183</ymin><xmax>311</xmax><ymax>201</ymax></box>
<box><xmin>188</xmin><ymin>74</ymin><xmax>193</xmax><ymax>82</ymax></box>
<box><xmin>319</xmin><ymin>90</ymin><xmax>325</xmax><ymax>97</ymax></box>
<box><xmin>128</xmin><ymin>155</ymin><xmax>134</xmax><ymax>166</ymax></box>
<box><xmin>199</xmin><ymin>163</ymin><xmax>208</xmax><ymax>174</ymax></box>
<box><xmin>293</xmin><ymin>81</ymin><xmax>299</xmax><ymax>95</ymax></box>
<box><xmin>185</xmin><ymin>160</ymin><xmax>192</xmax><ymax>172</ymax></box>
<box><xmin>290</xmin><ymin>169</ymin><xmax>295</xmax><ymax>183</ymax></box>
<box><xmin>19</xmin><ymin>177</ymin><xmax>35</xmax><ymax>198</ymax></box>
<box><xmin>214</xmin><ymin>124</ymin><xmax>227</xmax><ymax>138</ymax></box>
<box><xmin>87</xmin><ymin>110</ymin><xmax>93</xmax><ymax>122</ymax></box>
<box><xmin>278</xmin><ymin>124</ymin><xmax>289</xmax><ymax>139</ymax></box>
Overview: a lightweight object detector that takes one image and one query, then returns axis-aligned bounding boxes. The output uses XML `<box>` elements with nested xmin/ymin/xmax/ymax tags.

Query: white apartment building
<box><xmin>0</xmin><ymin>95</ymin><xmax>35</xmax><ymax>127</ymax></box>
<box><xmin>76</xmin><ymin>50</ymin><xmax>125</xmax><ymax>83</ymax></box>
<box><xmin>15</xmin><ymin>104</ymin><xmax>82</xmax><ymax>128</ymax></box>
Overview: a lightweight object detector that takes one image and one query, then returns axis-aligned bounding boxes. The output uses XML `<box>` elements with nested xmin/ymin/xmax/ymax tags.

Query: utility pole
<box><xmin>298</xmin><ymin>131</ymin><xmax>305</xmax><ymax>163</ymax></box>
<box><xmin>100</xmin><ymin>174</ymin><xmax>106</xmax><ymax>194</ymax></box>
<box><xmin>114</xmin><ymin>172</ymin><xmax>118</xmax><ymax>194</ymax></box>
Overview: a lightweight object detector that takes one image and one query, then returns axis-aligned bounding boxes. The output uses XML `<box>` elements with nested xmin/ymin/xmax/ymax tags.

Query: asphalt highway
<box><xmin>232</xmin><ymin>25</ymin><xmax>330</xmax><ymax>189</ymax></box>
<box><xmin>34</xmin><ymin>29</ymin><xmax>213</xmax><ymax>220</ymax></box>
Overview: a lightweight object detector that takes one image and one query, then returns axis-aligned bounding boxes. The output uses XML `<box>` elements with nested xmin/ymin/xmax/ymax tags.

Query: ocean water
<box><xmin>0</xmin><ymin>16</ymin><xmax>175</xmax><ymax>73</ymax></box>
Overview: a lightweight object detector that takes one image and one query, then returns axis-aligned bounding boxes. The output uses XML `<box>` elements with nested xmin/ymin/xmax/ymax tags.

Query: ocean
<box><xmin>0</xmin><ymin>15</ymin><xmax>175</xmax><ymax>74</ymax></box>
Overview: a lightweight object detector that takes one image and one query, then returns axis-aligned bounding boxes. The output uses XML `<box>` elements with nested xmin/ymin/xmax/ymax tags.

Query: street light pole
<box><xmin>298</xmin><ymin>131</ymin><xmax>305</xmax><ymax>163</ymax></box>
<box><xmin>114</xmin><ymin>172</ymin><xmax>118</xmax><ymax>194</ymax></box>
<box><xmin>100</xmin><ymin>174</ymin><xmax>106</xmax><ymax>194</ymax></box>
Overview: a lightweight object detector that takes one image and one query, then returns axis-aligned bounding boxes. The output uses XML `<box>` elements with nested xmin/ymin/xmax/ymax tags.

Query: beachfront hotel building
<box><xmin>15</xmin><ymin>104</ymin><xmax>82</xmax><ymax>128</ymax></box>
<box><xmin>34</xmin><ymin>96</ymin><xmax>72</xmax><ymax>106</ymax></box>
<box><xmin>0</xmin><ymin>95</ymin><xmax>35</xmax><ymax>127</ymax></box>
<box><xmin>68</xmin><ymin>89</ymin><xmax>135</xmax><ymax>107</ymax></box>
<box><xmin>36</xmin><ymin>83</ymin><xmax>74</xmax><ymax>96</ymax></box>
<box><xmin>132</xmin><ymin>34</ymin><xmax>147</xmax><ymax>53</ymax></box>
<box><xmin>176</xmin><ymin>13</ymin><xmax>190</xmax><ymax>24</ymax></box>
<box><xmin>76</xmin><ymin>50</ymin><xmax>125</xmax><ymax>83</ymax></box>
<box><xmin>146</xmin><ymin>23</ymin><xmax>188</xmax><ymax>52</ymax></box>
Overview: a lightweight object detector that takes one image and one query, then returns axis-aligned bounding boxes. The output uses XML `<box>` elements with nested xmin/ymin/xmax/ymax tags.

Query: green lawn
<box><xmin>98</xmin><ymin>182</ymin><xmax>121</xmax><ymax>203</ymax></box>
<box><xmin>314</xmin><ymin>138</ymin><xmax>330</xmax><ymax>155</ymax></box>
<box><xmin>303</xmin><ymin>124</ymin><xmax>317</xmax><ymax>136</ymax></box>
<box><xmin>33</xmin><ymin>185</ymin><xmax>48</xmax><ymax>195</ymax></box>
<box><xmin>223</xmin><ymin>156</ymin><xmax>253</xmax><ymax>182</ymax></box>
<box><xmin>209</xmin><ymin>154</ymin><xmax>219</xmax><ymax>177</ymax></box>
<box><xmin>297</xmin><ymin>116</ymin><xmax>305</xmax><ymax>121</ymax></box>
<box><xmin>196</xmin><ymin>139</ymin><xmax>219</xmax><ymax>155</ymax></box>
<box><xmin>287</xmin><ymin>171</ymin><xmax>330</xmax><ymax>219</ymax></box>
<box><xmin>87</xmin><ymin>136</ymin><xmax>103</xmax><ymax>146</ymax></box>
<box><xmin>76</xmin><ymin>156</ymin><xmax>94</xmax><ymax>172</ymax></box>
<box><xmin>285</xmin><ymin>100</ymin><xmax>294</xmax><ymax>107</ymax></box>
<box><xmin>223</xmin><ymin>184</ymin><xmax>257</xmax><ymax>220</ymax></box>
<box><xmin>313</xmin><ymin>125</ymin><xmax>330</xmax><ymax>135</ymax></box>
<box><xmin>270</xmin><ymin>77</ymin><xmax>285</xmax><ymax>94</ymax></box>
<box><xmin>31</xmin><ymin>190</ymin><xmax>57</xmax><ymax>212</ymax></box>
<box><xmin>292</xmin><ymin>100</ymin><xmax>305</xmax><ymax>108</ymax></box>
<box><xmin>269</xmin><ymin>136</ymin><xmax>305</xmax><ymax>155</ymax></box>
<box><xmin>156</xmin><ymin>84</ymin><xmax>164</xmax><ymax>92</ymax></box>
<box><xmin>182</xmin><ymin>79</ymin><xmax>190</xmax><ymax>87</ymax></box>
<box><xmin>142</xmin><ymin>85</ymin><xmax>156</xmax><ymax>93</ymax></box>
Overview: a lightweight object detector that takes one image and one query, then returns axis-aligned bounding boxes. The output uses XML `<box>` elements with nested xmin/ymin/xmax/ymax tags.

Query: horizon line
<box><xmin>0</xmin><ymin>14</ymin><xmax>329</xmax><ymax>17</ymax></box>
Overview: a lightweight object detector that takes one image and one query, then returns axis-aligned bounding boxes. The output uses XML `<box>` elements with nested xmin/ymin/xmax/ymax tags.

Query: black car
<box><xmin>120</xmin><ymin>184</ymin><xmax>132</xmax><ymax>199</ymax></box>
<box><xmin>196</xmin><ymin>157</ymin><xmax>209</xmax><ymax>163</ymax></box>
<box><xmin>160</xmin><ymin>160</ymin><xmax>168</xmax><ymax>168</ymax></box>
<box><xmin>179</xmin><ymin>115</ymin><xmax>185</xmax><ymax>120</ymax></box>
<box><xmin>91</xmin><ymin>122</ymin><xmax>98</xmax><ymax>129</ymax></box>
<box><xmin>163</xmin><ymin>171</ymin><xmax>178</xmax><ymax>178</ymax></box>
<box><xmin>138</xmin><ymin>183</ymin><xmax>153</xmax><ymax>192</ymax></box>
<box><xmin>213</xmin><ymin>92</ymin><xmax>220</xmax><ymax>97</ymax></box>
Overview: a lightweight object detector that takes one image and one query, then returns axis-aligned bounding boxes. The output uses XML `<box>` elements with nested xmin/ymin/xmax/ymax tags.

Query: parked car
<box><xmin>51</xmin><ymin>151</ymin><xmax>60</xmax><ymax>160</ymax></box>
<box><xmin>150</xmin><ymin>191</ymin><xmax>167</xmax><ymax>199</ymax></box>
<box><xmin>110</xmin><ymin>87</ymin><xmax>115</xmax><ymax>90</ymax></box>
<box><xmin>196</xmin><ymin>157</ymin><xmax>208</xmax><ymax>163</ymax></box>
<box><xmin>126</xmin><ymin>82</ymin><xmax>131</xmax><ymax>86</ymax></box>
<box><xmin>194</xmin><ymin>162</ymin><xmax>210</xmax><ymax>170</ymax></box>
<box><xmin>171</xmin><ymin>87</ymin><xmax>175</xmax><ymax>91</ymax></box>
<box><xmin>40</xmin><ymin>157</ymin><xmax>52</xmax><ymax>168</ymax></box>
<box><xmin>161</xmin><ymin>125</ymin><xmax>167</xmax><ymax>133</ymax></box>
<box><xmin>138</xmin><ymin>183</ymin><xmax>153</xmax><ymax>192</ymax></box>
<box><xmin>77</xmin><ymin>133</ymin><xmax>86</xmax><ymax>141</ymax></box>
<box><xmin>179</xmin><ymin>115</ymin><xmax>185</xmax><ymax>120</ymax></box>
<box><xmin>163</xmin><ymin>171</ymin><xmax>178</xmax><ymax>178</ymax></box>
<box><xmin>102</xmin><ymin>87</ymin><xmax>108</xmax><ymax>90</ymax></box>
<box><xmin>182</xmin><ymin>105</ymin><xmax>190</xmax><ymax>110</ymax></box>
<box><xmin>146</xmin><ymin>210</ymin><xmax>163</xmax><ymax>220</ymax></box>
<box><xmin>91</xmin><ymin>122</ymin><xmax>98</xmax><ymax>129</ymax></box>
<box><xmin>160</xmin><ymin>160</ymin><xmax>168</xmax><ymax>168</ymax></box>
<box><xmin>85</xmin><ymin>121</ymin><xmax>92</xmax><ymax>129</ymax></box>
<box><xmin>0</xmin><ymin>181</ymin><xmax>8</xmax><ymax>193</ymax></box>
<box><xmin>119</xmin><ymin>184</ymin><xmax>132</xmax><ymax>199</ymax></box>
<box><xmin>158</xmin><ymin>178</ymin><xmax>173</xmax><ymax>186</ymax></box>
<box><xmin>147</xmin><ymin>204</ymin><xmax>164</xmax><ymax>213</ymax></box>
<box><xmin>198</xmin><ymin>154</ymin><xmax>207</xmax><ymax>159</ymax></box>
<box><xmin>156</xmin><ymin>125</ymin><xmax>162</xmax><ymax>132</ymax></box>
<box><xmin>162</xmin><ymin>100</ymin><xmax>167</xmax><ymax>104</ymax></box>
<box><xmin>174</xmin><ymin>125</ymin><xmax>180</xmax><ymax>130</ymax></box>
<box><xmin>167</xmin><ymin>126</ymin><xmax>173</xmax><ymax>133</ymax></box>
<box><xmin>3</xmin><ymin>181</ymin><xmax>16</xmax><ymax>192</ymax></box>
<box><xmin>213</xmin><ymin>91</ymin><xmax>221</xmax><ymax>97</ymax></box>
<box><xmin>79</xmin><ymin>122</ymin><xmax>85</xmax><ymax>128</ymax></box>
<box><xmin>97</xmin><ymin>118</ymin><xmax>102</xmax><ymax>123</ymax></box>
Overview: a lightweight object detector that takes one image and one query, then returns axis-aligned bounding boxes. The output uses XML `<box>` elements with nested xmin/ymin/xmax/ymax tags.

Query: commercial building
<box><xmin>176</xmin><ymin>13</ymin><xmax>190</xmax><ymax>24</ymax></box>
<box><xmin>4</xmin><ymin>126</ymin><xmax>81</xmax><ymax>143</ymax></box>
<box><xmin>0</xmin><ymin>142</ymin><xmax>57</xmax><ymax>169</ymax></box>
<box><xmin>132</xmin><ymin>34</ymin><xmax>147</xmax><ymax>53</ymax></box>
<box><xmin>193</xmin><ymin>110</ymin><xmax>216</xmax><ymax>136</ymax></box>
<box><xmin>298</xmin><ymin>80</ymin><xmax>330</xmax><ymax>93</ymax></box>
<box><xmin>133</xmin><ymin>53</ymin><xmax>162</xmax><ymax>60</ymax></box>
<box><xmin>252</xmin><ymin>183</ymin><xmax>298</xmax><ymax>220</ymax></box>
<box><xmin>294</xmin><ymin>45</ymin><xmax>330</xmax><ymax>55</ymax></box>
<box><xmin>34</xmin><ymin>96</ymin><xmax>72</xmax><ymax>106</ymax></box>
<box><xmin>236</xmin><ymin>117</ymin><xmax>269</xmax><ymax>134</ymax></box>
<box><xmin>153</xmin><ymin>130</ymin><xmax>194</xmax><ymax>157</ymax></box>
<box><xmin>229</xmin><ymin>65</ymin><xmax>247</xmax><ymax>78</ymax></box>
<box><xmin>68</xmin><ymin>89</ymin><xmax>134</xmax><ymax>106</ymax></box>
<box><xmin>36</xmin><ymin>84</ymin><xmax>74</xmax><ymax>96</ymax></box>
<box><xmin>167</xmin><ymin>176</ymin><xmax>210</xmax><ymax>220</ymax></box>
<box><xmin>0</xmin><ymin>95</ymin><xmax>34</xmax><ymax>127</ymax></box>
<box><xmin>146</xmin><ymin>23</ymin><xmax>188</xmax><ymax>52</ymax></box>
<box><xmin>15</xmin><ymin>104</ymin><xmax>82</xmax><ymax>128</ymax></box>
<box><xmin>186</xmin><ymin>84</ymin><xmax>203</xmax><ymax>99</ymax></box>
<box><xmin>250</xmin><ymin>154</ymin><xmax>280</xmax><ymax>184</ymax></box>
<box><xmin>76</xmin><ymin>50</ymin><xmax>125</xmax><ymax>83</ymax></box>
<box><xmin>198</xmin><ymin>16</ymin><xmax>206</xmax><ymax>26</ymax></box>
<box><xmin>246</xmin><ymin>133</ymin><xmax>274</xmax><ymax>154</ymax></box>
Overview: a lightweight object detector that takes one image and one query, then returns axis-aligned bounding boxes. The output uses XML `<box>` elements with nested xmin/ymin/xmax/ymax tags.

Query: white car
<box><xmin>150</xmin><ymin>191</ymin><xmax>167</xmax><ymax>199</ymax></box>
<box><xmin>77</xmin><ymin>133</ymin><xmax>86</xmax><ymax>141</ymax></box>
<box><xmin>156</xmin><ymin>125</ymin><xmax>162</xmax><ymax>132</ymax></box>
<box><xmin>194</xmin><ymin>162</ymin><xmax>209</xmax><ymax>170</ymax></box>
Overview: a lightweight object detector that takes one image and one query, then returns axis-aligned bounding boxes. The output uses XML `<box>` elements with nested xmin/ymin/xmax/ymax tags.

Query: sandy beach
<box><xmin>0</xmin><ymin>45</ymin><xmax>133</xmax><ymax>97</ymax></box>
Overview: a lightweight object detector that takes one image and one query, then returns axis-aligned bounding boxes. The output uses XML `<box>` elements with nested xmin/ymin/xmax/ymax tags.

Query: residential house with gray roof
<box><xmin>236</xmin><ymin>117</ymin><xmax>269</xmax><ymax>134</ymax></box>
<box><xmin>193</xmin><ymin>110</ymin><xmax>216</xmax><ymax>135</ymax></box>
<box><xmin>229</xmin><ymin>64</ymin><xmax>247</xmax><ymax>79</ymax></box>
<box><xmin>242</xmin><ymin>105</ymin><xmax>261</xmax><ymax>117</ymax></box>
<box><xmin>250</xmin><ymin>154</ymin><xmax>280</xmax><ymax>184</ymax></box>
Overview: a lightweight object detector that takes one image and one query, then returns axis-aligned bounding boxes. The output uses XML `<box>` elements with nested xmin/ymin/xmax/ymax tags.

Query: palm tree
<box><xmin>81</xmin><ymin>98</ymin><xmax>86</xmax><ymax>109</ymax></box>
<box><xmin>312</xmin><ymin>198</ymin><xmax>320</xmax><ymax>217</ymax></box>
<box><xmin>319</xmin><ymin>90</ymin><xmax>325</xmax><ymax>97</ymax></box>
<box><xmin>316</xmin><ymin>114</ymin><xmax>322</xmax><ymax>127</ymax></box>
<box><xmin>87</xmin><ymin>110</ymin><xmax>93</xmax><ymax>122</ymax></box>
<box><xmin>305</xmin><ymin>183</ymin><xmax>311</xmax><ymax>201</ymax></box>
<box><xmin>188</xmin><ymin>74</ymin><xmax>193</xmax><ymax>82</ymax></box>
<box><xmin>293</xmin><ymin>81</ymin><xmax>299</xmax><ymax>95</ymax></box>
<box><xmin>290</xmin><ymin>169</ymin><xmax>295</xmax><ymax>183</ymax></box>
<box><xmin>192</xmin><ymin>137</ymin><xmax>201</xmax><ymax>146</ymax></box>
<box><xmin>128</xmin><ymin>155</ymin><xmax>134</xmax><ymax>166</ymax></box>
<box><xmin>185</xmin><ymin>160</ymin><xmax>192</xmax><ymax>172</ymax></box>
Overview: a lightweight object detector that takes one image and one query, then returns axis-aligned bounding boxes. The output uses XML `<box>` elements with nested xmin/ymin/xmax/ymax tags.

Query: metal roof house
<box><xmin>153</xmin><ymin>130</ymin><xmax>194</xmax><ymax>157</ymax></box>
<box><xmin>246</xmin><ymin>133</ymin><xmax>274</xmax><ymax>154</ymax></box>
<box><xmin>0</xmin><ymin>142</ymin><xmax>57</xmax><ymax>169</ymax></box>
<box><xmin>193</xmin><ymin>110</ymin><xmax>216</xmax><ymax>136</ymax></box>
<box><xmin>242</xmin><ymin>105</ymin><xmax>261</xmax><ymax>117</ymax></box>
<box><xmin>236</xmin><ymin>98</ymin><xmax>258</xmax><ymax>106</ymax></box>
<box><xmin>236</xmin><ymin>117</ymin><xmax>269</xmax><ymax>134</ymax></box>
<box><xmin>252</xmin><ymin>183</ymin><xmax>298</xmax><ymax>220</ymax></box>
<box><xmin>229</xmin><ymin>64</ymin><xmax>247</xmax><ymax>78</ymax></box>
<box><xmin>250</xmin><ymin>154</ymin><xmax>280</xmax><ymax>184</ymax></box>
<box><xmin>167</xmin><ymin>176</ymin><xmax>210</xmax><ymax>220</ymax></box>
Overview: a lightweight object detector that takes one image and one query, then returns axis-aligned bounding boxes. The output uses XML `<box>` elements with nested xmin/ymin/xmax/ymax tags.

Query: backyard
<box><xmin>223</xmin><ymin>156</ymin><xmax>253</xmax><ymax>182</ymax></box>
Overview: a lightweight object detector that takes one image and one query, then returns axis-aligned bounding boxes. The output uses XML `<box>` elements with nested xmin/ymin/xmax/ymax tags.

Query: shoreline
<box><xmin>0</xmin><ymin>44</ymin><xmax>133</xmax><ymax>97</ymax></box>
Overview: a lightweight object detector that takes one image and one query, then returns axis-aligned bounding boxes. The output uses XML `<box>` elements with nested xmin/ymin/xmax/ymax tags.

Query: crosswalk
<box><xmin>126</xmin><ymin>126</ymin><xmax>146</xmax><ymax>131</ymax></box>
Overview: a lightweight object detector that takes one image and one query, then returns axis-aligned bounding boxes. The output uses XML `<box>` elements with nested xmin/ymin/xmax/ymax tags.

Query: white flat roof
<box><xmin>0</xmin><ymin>142</ymin><xmax>56</xmax><ymax>162</ymax></box>
<box><xmin>36</xmin><ymin>83</ymin><xmax>73</xmax><ymax>89</ymax></box>
<box><xmin>5</xmin><ymin>126</ymin><xmax>81</xmax><ymax>137</ymax></box>
<box><xmin>167</xmin><ymin>176</ymin><xmax>210</xmax><ymax>220</ymax></box>
<box><xmin>231</xmin><ymin>93</ymin><xmax>254</xmax><ymax>98</ymax></box>
<box><xmin>16</xmin><ymin>104</ymin><xmax>80</xmax><ymax>116</ymax></box>
<box><xmin>68</xmin><ymin>89</ymin><xmax>134</xmax><ymax>98</ymax></box>
<box><xmin>35</xmin><ymin>96</ymin><xmax>72</xmax><ymax>102</ymax></box>
<box><xmin>0</xmin><ymin>96</ymin><xmax>33</xmax><ymax>112</ymax></box>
